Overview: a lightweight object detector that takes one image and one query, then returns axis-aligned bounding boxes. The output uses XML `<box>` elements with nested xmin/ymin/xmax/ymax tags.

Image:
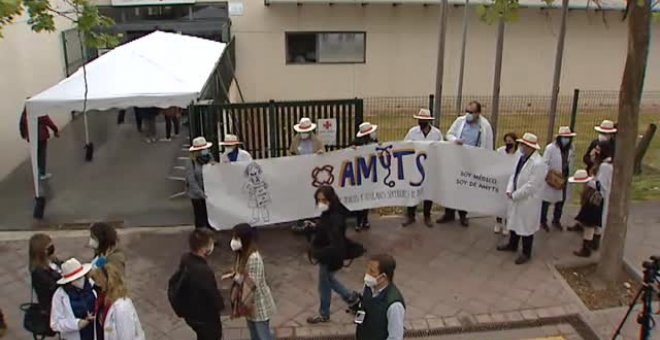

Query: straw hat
<box><xmin>220</xmin><ymin>134</ymin><xmax>243</xmax><ymax>146</ymax></box>
<box><xmin>189</xmin><ymin>136</ymin><xmax>213</xmax><ymax>152</ymax></box>
<box><xmin>356</xmin><ymin>122</ymin><xmax>378</xmax><ymax>138</ymax></box>
<box><xmin>57</xmin><ymin>258</ymin><xmax>92</xmax><ymax>285</ymax></box>
<box><xmin>557</xmin><ymin>126</ymin><xmax>576</xmax><ymax>137</ymax></box>
<box><xmin>413</xmin><ymin>108</ymin><xmax>435</xmax><ymax>120</ymax></box>
<box><xmin>516</xmin><ymin>132</ymin><xmax>541</xmax><ymax>150</ymax></box>
<box><xmin>294</xmin><ymin>118</ymin><xmax>317</xmax><ymax>133</ymax></box>
<box><xmin>569</xmin><ymin>169</ymin><xmax>593</xmax><ymax>183</ymax></box>
<box><xmin>594</xmin><ymin>120</ymin><xmax>617</xmax><ymax>134</ymax></box>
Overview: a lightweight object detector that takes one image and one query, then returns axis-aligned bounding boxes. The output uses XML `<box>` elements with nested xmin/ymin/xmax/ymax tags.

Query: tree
<box><xmin>596</xmin><ymin>0</ymin><xmax>652</xmax><ymax>282</ymax></box>
<box><xmin>0</xmin><ymin>0</ymin><xmax>118</xmax><ymax>48</ymax></box>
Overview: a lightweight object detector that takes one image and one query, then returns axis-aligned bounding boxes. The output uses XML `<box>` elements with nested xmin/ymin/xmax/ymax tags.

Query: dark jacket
<box><xmin>356</xmin><ymin>284</ymin><xmax>406</xmax><ymax>340</ymax></box>
<box><xmin>312</xmin><ymin>205</ymin><xmax>349</xmax><ymax>271</ymax></box>
<box><xmin>351</xmin><ymin>136</ymin><xmax>378</xmax><ymax>147</ymax></box>
<box><xmin>20</xmin><ymin>110</ymin><xmax>59</xmax><ymax>142</ymax></box>
<box><xmin>31</xmin><ymin>265</ymin><xmax>62</xmax><ymax>313</ymax></box>
<box><xmin>178</xmin><ymin>252</ymin><xmax>225</xmax><ymax>323</ymax></box>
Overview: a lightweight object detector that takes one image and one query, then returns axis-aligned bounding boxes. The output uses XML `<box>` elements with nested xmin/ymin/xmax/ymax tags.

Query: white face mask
<box><xmin>317</xmin><ymin>202</ymin><xmax>329</xmax><ymax>212</ymax></box>
<box><xmin>300</xmin><ymin>133</ymin><xmax>310</xmax><ymax>140</ymax></box>
<box><xmin>88</xmin><ymin>238</ymin><xmax>98</xmax><ymax>249</ymax></box>
<box><xmin>227</xmin><ymin>146</ymin><xmax>237</xmax><ymax>152</ymax></box>
<box><xmin>598</xmin><ymin>134</ymin><xmax>609</xmax><ymax>142</ymax></box>
<box><xmin>364</xmin><ymin>273</ymin><xmax>379</xmax><ymax>288</ymax></box>
<box><xmin>230</xmin><ymin>238</ymin><xmax>242</xmax><ymax>252</ymax></box>
<box><xmin>71</xmin><ymin>277</ymin><xmax>86</xmax><ymax>289</ymax></box>
<box><xmin>465</xmin><ymin>112</ymin><xmax>475</xmax><ymax>122</ymax></box>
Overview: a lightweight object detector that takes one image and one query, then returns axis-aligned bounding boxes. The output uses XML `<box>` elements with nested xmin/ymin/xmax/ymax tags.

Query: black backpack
<box><xmin>167</xmin><ymin>266</ymin><xmax>188</xmax><ymax>318</ymax></box>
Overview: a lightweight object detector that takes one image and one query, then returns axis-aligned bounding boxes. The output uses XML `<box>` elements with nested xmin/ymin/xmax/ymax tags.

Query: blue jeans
<box><xmin>319</xmin><ymin>264</ymin><xmax>355</xmax><ymax>318</ymax></box>
<box><xmin>246</xmin><ymin>320</ymin><xmax>273</xmax><ymax>340</ymax></box>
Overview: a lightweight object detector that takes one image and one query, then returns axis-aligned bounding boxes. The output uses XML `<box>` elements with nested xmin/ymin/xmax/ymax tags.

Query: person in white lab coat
<box><xmin>570</xmin><ymin>141</ymin><xmax>614</xmax><ymax>257</ymax></box>
<box><xmin>402</xmin><ymin>108</ymin><xmax>443</xmax><ymax>228</ymax></box>
<box><xmin>50</xmin><ymin>258</ymin><xmax>97</xmax><ymax>340</ymax></box>
<box><xmin>438</xmin><ymin>101</ymin><xmax>494</xmax><ymax>227</ymax></box>
<box><xmin>497</xmin><ymin>133</ymin><xmax>548</xmax><ymax>265</ymax></box>
<box><xmin>89</xmin><ymin>263</ymin><xmax>145</xmax><ymax>340</ymax></box>
<box><xmin>493</xmin><ymin>132</ymin><xmax>522</xmax><ymax>234</ymax></box>
<box><xmin>220</xmin><ymin>134</ymin><xmax>253</xmax><ymax>163</ymax></box>
<box><xmin>539</xmin><ymin>126</ymin><xmax>576</xmax><ymax>232</ymax></box>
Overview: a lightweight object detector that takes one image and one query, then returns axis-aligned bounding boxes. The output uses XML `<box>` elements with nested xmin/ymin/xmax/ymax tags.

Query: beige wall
<box><xmin>0</xmin><ymin>9</ymin><xmax>73</xmax><ymax>180</ymax></box>
<box><xmin>231</xmin><ymin>2</ymin><xmax>660</xmax><ymax>101</ymax></box>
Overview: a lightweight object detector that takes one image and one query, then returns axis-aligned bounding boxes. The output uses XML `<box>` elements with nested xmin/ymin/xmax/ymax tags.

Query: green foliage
<box><xmin>0</xmin><ymin>0</ymin><xmax>118</xmax><ymax>48</ymax></box>
<box><xmin>477</xmin><ymin>0</ymin><xmax>525</xmax><ymax>24</ymax></box>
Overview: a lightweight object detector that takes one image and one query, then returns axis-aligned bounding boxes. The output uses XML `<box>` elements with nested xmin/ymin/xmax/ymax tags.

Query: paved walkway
<box><xmin>0</xmin><ymin>204</ymin><xmax>658</xmax><ymax>339</ymax></box>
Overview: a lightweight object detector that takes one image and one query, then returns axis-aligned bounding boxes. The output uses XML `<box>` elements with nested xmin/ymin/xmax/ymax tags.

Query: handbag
<box><xmin>588</xmin><ymin>181</ymin><xmax>604</xmax><ymax>206</ymax></box>
<box><xmin>20</xmin><ymin>285</ymin><xmax>56</xmax><ymax>339</ymax></box>
<box><xmin>229</xmin><ymin>259</ymin><xmax>255</xmax><ymax>319</ymax></box>
<box><xmin>545</xmin><ymin>169</ymin><xmax>565</xmax><ymax>190</ymax></box>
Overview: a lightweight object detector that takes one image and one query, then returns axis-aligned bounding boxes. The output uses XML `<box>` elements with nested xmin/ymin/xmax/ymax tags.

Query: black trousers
<box><xmin>165</xmin><ymin>116</ymin><xmax>180</xmax><ymax>138</ymax></box>
<box><xmin>37</xmin><ymin>140</ymin><xmax>48</xmax><ymax>176</ymax></box>
<box><xmin>407</xmin><ymin>200</ymin><xmax>433</xmax><ymax>218</ymax></box>
<box><xmin>541</xmin><ymin>201</ymin><xmax>565</xmax><ymax>224</ymax></box>
<box><xmin>356</xmin><ymin>210</ymin><xmax>369</xmax><ymax>226</ymax></box>
<box><xmin>191</xmin><ymin>199</ymin><xmax>210</xmax><ymax>229</ymax></box>
<box><xmin>185</xmin><ymin>319</ymin><xmax>222</xmax><ymax>340</ymax></box>
<box><xmin>134</xmin><ymin>110</ymin><xmax>143</xmax><ymax>132</ymax></box>
<box><xmin>444</xmin><ymin>208</ymin><xmax>467</xmax><ymax>219</ymax></box>
<box><xmin>507</xmin><ymin>231</ymin><xmax>534</xmax><ymax>257</ymax></box>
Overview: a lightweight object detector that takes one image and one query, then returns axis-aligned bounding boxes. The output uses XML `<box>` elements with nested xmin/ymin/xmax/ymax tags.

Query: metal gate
<box><xmin>189</xmin><ymin>98</ymin><xmax>364</xmax><ymax>160</ymax></box>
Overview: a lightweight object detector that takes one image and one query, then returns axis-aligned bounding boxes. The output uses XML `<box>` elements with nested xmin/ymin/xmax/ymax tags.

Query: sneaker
<box><xmin>39</xmin><ymin>173</ymin><xmax>53</xmax><ymax>180</ymax></box>
<box><xmin>362</xmin><ymin>222</ymin><xmax>370</xmax><ymax>230</ymax></box>
<box><xmin>354</xmin><ymin>224</ymin><xmax>362</xmax><ymax>232</ymax></box>
<box><xmin>145</xmin><ymin>138</ymin><xmax>153</xmax><ymax>144</ymax></box>
<box><xmin>493</xmin><ymin>223</ymin><xmax>502</xmax><ymax>234</ymax></box>
<box><xmin>502</xmin><ymin>229</ymin><xmax>509</xmax><ymax>236</ymax></box>
<box><xmin>306</xmin><ymin>315</ymin><xmax>330</xmax><ymax>324</ymax></box>
<box><xmin>401</xmin><ymin>217</ymin><xmax>415</xmax><ymax>227</ymax></box>
<box><xmin>515</xmin><ymin>255</ymin><xmax>531</xmax><ymax>265</ymax></box>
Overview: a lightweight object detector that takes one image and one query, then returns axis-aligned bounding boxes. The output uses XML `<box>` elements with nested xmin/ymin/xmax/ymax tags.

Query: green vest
<box><xmin>356</xmin><ymin>284</ymin><xmax>405</xmax><ymax>340</ymax></box>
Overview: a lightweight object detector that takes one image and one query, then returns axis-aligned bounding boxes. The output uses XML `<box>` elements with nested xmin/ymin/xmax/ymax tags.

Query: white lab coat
<box><xmin>102</xmin><ymin>298</ymin><xmax>145</xmax><ymax>340</ymax></box>
<box><xmin>540</xmin><ymin>142</ymin><xmax>575</xmax><ymax>203</ymax></box>
<box><xmin>496</xmin><ymin>146</ymin><xmax>523</xmax><ymax>158</ymax></box>
<box><xmin>220</xmin><ymin>149</ymin><xmax>253</xmax><ymax>163</ymax></box>
<box><xmin>404</xmin><ymin>125</ymin><xmax>444</xmax><ymax>141</ymax></box>
<box><xmin>50</xmin><ymin>286</ymin><xmax>97</xmax><ymax>340</ymax></box>
<box><xmin>588</xmin><ymin>160</ymin><xmax>613</xmax><ymax>229</ymax></box>
<box><xmin>506</xmin><ymin>152</ymin><xmax>548</xmax><ymax>236</ymax></box>
<box><xmin>446</xmin><ymin>115</ymin><xmax>494</xmax><ymax>150</ymax></box>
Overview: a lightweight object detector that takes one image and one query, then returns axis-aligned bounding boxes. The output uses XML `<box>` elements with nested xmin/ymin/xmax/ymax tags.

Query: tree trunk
<box><xmin>490</xmin><ymin>17</ymin><xmax>505</xmax><ymax>141</ymax></box>
<box><xmin>433</xmin><ymin>0</ymin><xmax>449</xmax><ymax>118</ymax></box>
<box><xmin>596</xmin><ymin>0</ymin><xmax>652</xmax><ymax>282</ymax></box>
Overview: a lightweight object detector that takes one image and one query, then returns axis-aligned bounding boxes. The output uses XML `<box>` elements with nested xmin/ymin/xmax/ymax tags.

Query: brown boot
<box><xmin>573</xmin><ymin>240</ymin><xmax>592</xmax><ymax>258</ymax></box>
<box><xmin>591</xmin><ymin>234</ymin><xmax>601</xmax><ymax>251</ymax></box>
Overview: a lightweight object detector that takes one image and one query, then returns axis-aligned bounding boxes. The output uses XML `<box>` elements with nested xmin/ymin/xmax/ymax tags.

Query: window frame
<box><xmin>285</xmin><ymin>31</ymin><xmax>367</xmax><ymax>65</ymax></box>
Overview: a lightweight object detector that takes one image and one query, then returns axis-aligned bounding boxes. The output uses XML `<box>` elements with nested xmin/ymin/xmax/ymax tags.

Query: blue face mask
<box><xmin>559</xmin><ymin>137</ymin><xmax>571</xmax><ymax>146</ymax></box>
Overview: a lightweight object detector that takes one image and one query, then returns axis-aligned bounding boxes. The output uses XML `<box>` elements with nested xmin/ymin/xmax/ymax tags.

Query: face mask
<box><xmin>364</xmin><ymin>273</ymin><xmax>379</xmax><ymax>288</ymax></box>
<box><xmin>505</xmin><ymin>143</ymin><xmax>515</xmax><ymax>151</ymax></box>
<box><xmin>71</xmin><ymin>277</ymin><xmax>86</xmax><ymax>289</ymax></box>
<box><xmin>300</xmin><ymin>133</ymin><xmax>310</xmax><ymax>139</ymax></box>
<box><xmin>227</xmin><ymin>146</ymin><xmax>237</xmax><ymax>153</ymax></box>
<box><xmin>88</xmin><ymin>238</ymin><xmax>99</xmax><ymax>249</ymax></box>
<box><xmin>598</xmin><ymin>134</ymin><xmax>609</xmax><ymax>142</ymax></box>
<box><xmin>230</xmin><ymin>238</ymin><xmax>242</xmax><ymax>252</ymax></box>
<box><xmin>418</xmin><ymin>122</ymin><xmax>429</xmax><ymax>129</ymax></box>
<box><xmin>46</xmin><ymin>245</ymin><xmax>55</xmax><ymax>256</ymax></box>
<box><xmin>465</xmin><ymin>112</ymin><xmax>475</xmax><ymax>122</ymax></box>
<box><xmin>559</xmin><ymin>137</ymin><xmax>571</xmax><ymax>146</ymax></box>
<box><xmin>317</xmin><ymin>202</ymin><xmax>329</xmax><ymax>212</ymax></box>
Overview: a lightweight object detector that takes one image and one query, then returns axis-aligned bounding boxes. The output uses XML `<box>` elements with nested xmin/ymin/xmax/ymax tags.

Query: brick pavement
<box><xmin>0</xmin><ymin>203</ymin><xmax>658</xmax><ymax>339</ymax></box>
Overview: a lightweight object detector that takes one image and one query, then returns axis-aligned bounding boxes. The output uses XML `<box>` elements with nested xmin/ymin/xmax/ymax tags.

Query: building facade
<box><xmin>230</xmin><ymin>0</ymin><xmax>660</xmax><ymax>101</ymax></box>
<box><xmin>0</xmin><ymin>5</ymin><xmax>74</xmax><ymax>180</ymax></box>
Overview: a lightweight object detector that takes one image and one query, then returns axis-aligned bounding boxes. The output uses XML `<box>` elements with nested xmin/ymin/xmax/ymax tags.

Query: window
<box><xmin>286</xmin><ymin>32</ymin><xmax>366</xmax><ymax>64</ymax></box>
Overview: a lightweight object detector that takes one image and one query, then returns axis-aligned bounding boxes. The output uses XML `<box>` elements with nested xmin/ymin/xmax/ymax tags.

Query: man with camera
<box><xmin>354</xmin><ymin>254</ymin><xmax>405</xmax><ymax>340</ymax></box>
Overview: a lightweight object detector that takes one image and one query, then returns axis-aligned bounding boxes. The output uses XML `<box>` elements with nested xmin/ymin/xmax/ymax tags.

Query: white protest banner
<box><xmin>204</xmin><ymin>142</ymin><xmax>518</xmax><ymax>230</ymax></box>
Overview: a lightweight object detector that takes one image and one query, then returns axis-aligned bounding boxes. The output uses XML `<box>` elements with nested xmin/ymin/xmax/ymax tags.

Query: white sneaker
<box><xmin>39</xmin><ymin>173</ymin><xmax>52</xmax><ymax>180</ymax></box>
<box><xmin>502</xmin><ymin>229</ymin><xmax>509</xmax><ymax>236</ymax></box>
<box><xmin>493</xmin><ymin>223</ymin><xmax>502</xmax><ymax>234</ymax></box>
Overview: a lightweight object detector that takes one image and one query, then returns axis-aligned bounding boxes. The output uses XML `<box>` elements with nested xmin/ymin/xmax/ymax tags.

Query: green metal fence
<box><xmin>190</xmin><ymin>98</ymin><xmax>364</xmax><ymax>160</ymax></box>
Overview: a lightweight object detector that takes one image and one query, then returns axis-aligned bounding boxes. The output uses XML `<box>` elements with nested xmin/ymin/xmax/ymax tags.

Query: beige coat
<box><xmin>289</xmin><ymin>134</ymin><xmax>324</xmax><ymax>155</ymax></box>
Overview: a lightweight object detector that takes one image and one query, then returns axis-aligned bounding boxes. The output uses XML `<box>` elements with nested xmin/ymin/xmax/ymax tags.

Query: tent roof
<box><xmin>26</xmin><ymin>31</ymin><xmax>226</xmax><ymax>116</ymax></box>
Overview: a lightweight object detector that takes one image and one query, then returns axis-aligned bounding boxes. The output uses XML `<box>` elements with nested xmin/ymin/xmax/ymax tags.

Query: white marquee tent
<box><xmin>25</xmin><ymin>31</ymin><xmax>226</xmax><ymax>198</ymax></box>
